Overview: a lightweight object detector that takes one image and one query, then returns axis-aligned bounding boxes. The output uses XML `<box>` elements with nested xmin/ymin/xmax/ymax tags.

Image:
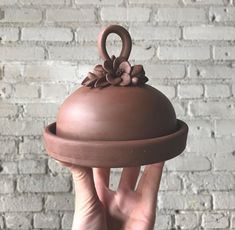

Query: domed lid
<box><xmin>43</xmin><ymin>25</ymin><xmax>188</xmax><ymax>167</ymax></box>
<box><xmin>56</xmin><ymin>25</ymin><xmax>177</xmax><ymax>141</ymax></box>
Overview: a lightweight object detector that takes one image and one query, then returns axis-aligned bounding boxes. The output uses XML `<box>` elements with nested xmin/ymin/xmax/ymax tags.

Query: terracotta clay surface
<box><xmin>43</xmin><ymin>24</ymin><xmax>188</xmax><ymax>167</ymax></box>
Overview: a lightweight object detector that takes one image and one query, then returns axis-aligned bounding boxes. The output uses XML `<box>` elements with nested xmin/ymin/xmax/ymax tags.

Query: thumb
<box><xmin>55</xmin><ymin>160</ymin><xmax>100</xmax><ymax>215</ymax></box>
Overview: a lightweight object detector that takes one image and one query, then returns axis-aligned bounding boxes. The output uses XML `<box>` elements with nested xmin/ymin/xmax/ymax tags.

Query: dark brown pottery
<box><xmin>43</xmin><ymin>25</ymin><xmax>188</xmax><ymax>167</ymax></box>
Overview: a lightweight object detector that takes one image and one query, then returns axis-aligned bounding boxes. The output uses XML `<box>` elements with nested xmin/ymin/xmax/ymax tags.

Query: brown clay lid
<box><xmin>43</xmin><ymin>25</ymin><xmax>188</xmax><ymax>167</ymax></box>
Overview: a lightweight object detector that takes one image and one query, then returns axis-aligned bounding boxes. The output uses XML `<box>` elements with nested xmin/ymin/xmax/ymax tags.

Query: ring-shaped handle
<box><xmin>97</xmin><ymin>25</ymin><xmax>132</xmax><ymax>62</ymax></box>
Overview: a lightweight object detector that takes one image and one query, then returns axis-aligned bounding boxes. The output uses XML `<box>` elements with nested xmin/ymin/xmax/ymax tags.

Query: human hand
<box><xmin>56</xmin><ymin>161</ymin><xmax>164</xmax><ymax>230</ymax></box>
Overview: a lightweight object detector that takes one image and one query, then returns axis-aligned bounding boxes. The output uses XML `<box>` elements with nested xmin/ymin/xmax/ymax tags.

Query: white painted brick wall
<box><xmin>0</xmin><ymin>1</ymin><xmax>234</xmax><ymax>229</ymax></box>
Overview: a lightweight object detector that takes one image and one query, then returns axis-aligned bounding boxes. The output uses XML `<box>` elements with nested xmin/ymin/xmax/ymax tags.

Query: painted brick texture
<box><xmin>0</xmin><ymin>0</ymin><xmax>234</xmax><ymax>229</ymax></box>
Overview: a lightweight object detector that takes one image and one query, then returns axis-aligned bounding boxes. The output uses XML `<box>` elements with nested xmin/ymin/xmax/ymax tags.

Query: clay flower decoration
<box><xmin>81</xmin><ymin>55</ymin><xmax>148</xmax><ymax>88</ymax></box>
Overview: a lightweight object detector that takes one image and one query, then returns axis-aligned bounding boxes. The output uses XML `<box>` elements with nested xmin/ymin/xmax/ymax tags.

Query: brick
<box><xmin>0</xmin><ymin>9</ymin><xmax>42</xmax><ymax>23</ymax></box>
<box><xmin>49</xmin><ymin>46</ymin><xmax>98</xmax><ymax>61</ymax></box>
<box><xmin>22</xmin><ymin>27</ymin><xmax>73</xmax><ymax>42</ymax></box>
<box><xmin>209</xmin><ymin>7</ymin><xmax>235</xmax><ymax>22</ymax></box>
<box><xmin>186</xmin><ymin>119</ymin><xmax>212</xmax><ymax>137</ymax></box>
<box><xmin>129</xmin><ymin>45</ymin><xmax>155</xmax><ymax>61</ymax></box>
<box><xmin>205</xmin><ymin>84</ymin><xmax>230</xmax><ymax>98</ymax></box>
<box><xmin>75</xmin><ymin>0</ymin><xmax>123</xmax><ymax>4</ymax></box>
<box><xmin>145</xmin><ymin>64</ymin><xmax>185</xmax><ymax>79</ymax></box>
<box><xmin>19</xmin><ymin>0</ymin><xmax>65</xmax><ymax>5</ymax></box>
<box><xmin>0</xmin><ymin>195</ymin><xmax>43</xmax><ymax>212</ymax></box>
<box><xmin>216</xmin><ymin>119</ymin><xmax>235</xmax><ymax>136</ymax></box>
<box><xmin>76</xmin><ymin>26</ymin><xmax>100</xmax><ymax>42</ymax></box>
<box><xmin>202</xmin><ymin>212</ymin><xmax>229</xmax><ymax>228</ymax></box>
<box><xmin>214</xmin><ymin>192</ymin><xmax>235</xmax><ymax>209</ymax></box>
<box><xmin>41</xmin><ymin>83</ymin><xmax>68</xmax><ymax>99</ymax></box>
<box><xmin>130</xmin><ymin>0</ymin><xmax>178</xmax><ymax>4</ymax></box>
<box><xmin>3</xmin><ymin>63</ymin><xmax>24</xmax><ymax>83</ymax></box>
<box><xmin>0</xmin><ymin>0</ymin><xmax>17</xmax><ymax>5</ymax></box>
<box><xmin>159</xmin><ymin>46</ymin><xmax>210</xmax><ymax>60</ymax></box>
<box><xmin>0</xmin><ymin>140</ymin><xmax>17</xmax><ymax>157</ymax></box>
<box><xmin>14</xmin><ymin>83</ymin><xmax>39</xmax><ymax>98</ymax></box>
<box><xmin>45</xmin><ymin>194</ymin><xmax>74</xmax><ymax>211</ymax></box>
<box><xmin>0</xmin><ymin>119</ymin><xmax>44</xmax><ymax>135</ymax></box>
<box><xmin>19</xmin><ymin>137</ymin><xmax>44</xmax><ymax>154</ymax></box>
<box><xmin>34</xmin><ymin>213</ymin><xmax>60</xmax><ymax>229</ymax></box>
<box><xmin>183</xmin><ymin>0</ymin><xmax>228</xmax><ymax>5</ymax></box>
<box><xmin>154</xmin><ymin>215</ymin><xmax>172</xmax><ymax>230</ymax></box>
<box><xmin>101</xmin><ymin>7</ymin><xmax>151</xmax><ymax>22</ymax></box>
<box><xmin>24</xmin><ymin>103</ymin><xmax>59</xmax><ymax>118</ymax></box>
<box><xmin>18</xmin><ymin>159</ymin><xmax>46</xmax><ymax>174</ymax></box>
<box><xmin>24</xmin><ymin>62</ymin><xmax>78</xmax><ymax>82</ymax></box>
<box><xmin>0</xmin><ymin>47</ymin><xmax>44</xmax><ymax>61</ymax></box>
<box><xmin>214</xmin><ymin>153</ymin><xmax>235</xmax><ymax>171</ymax></box>
<box><xmin>188</xmin><ymin>136</ymin><xmax>235</xmax><ymax>154</ymax></box>
<box><xmin>156</xmin><ymin>8</ymin><xmax>207</xmax><ymax>23</ymax></box>
<box><xmin>178</xmin><ymin>84</ymin><xmax>203</xmax><ymax>99</ymax></box>
<box><xmin>185</xmin><ymin>173</ymin><xmax>235</xmax><ymax>192</ymax></box>
<box><xmin>46</xmin><ymin>9</ymin><xmax>95</xmax><ymax>22</ymax></box>
<box><xmin>159</xmin><ymin>173</ymin><xmax>182</xmax><ymax>191</ymax></box>
<box><xmin>17</xmin><ymin>175</ymin><xmax>71</xmax><ymax>193</ymax></box>
<box><xmin>190</xmin><ymin>101</ymin><xmax>235</xmax><ymax>118</ymax></box>
<box><xmin>189</xmin><ymin>65</ymin><xmax>235</xmax><ymax>79</ymax></box>
<box><xmin>130</xmin><ymin>26</ymin><xmax>181</xmax><ymax>40</ymax></box>
<box><xmin>61</xmin><ymin>212</ymin><xmax>73</xmax><ymax>229</ymax></box>
<box><xmin>0</xmin><ymin>27</ymin><xmax>19</xmax><ymax>42</ymax></box>
<box><xmin>159</xmin><ymin>193</ymin><xmax>211</xmax><ymax>210</ymax></box>
<box><xmin>166</xmin><ymin>155</ymin><xmax>211</xmax><ymax>171</ymax></box>
<box><xmin>0</xmin><ymin>162</ymin><xmax>18</xmax><ymax>174</ymax></box>
<box><xmin>152</xmin><ymin>85</ymin><xmax>175</xmax><ymax>99</ymax></box>
<box><xmin>0</xmin><ymin>103</ymin><xmax>18</xmax><ymax>118</ymax></box>
<box><xmin>0</xmin><ymin>82</ymin><xmax>12</xmax><ymax>99</ymax></box>
<box><xmin>5</xmin><ymin>213</ymin><xmax>32</xmax><ymax>229</ymax></box>
<box><xmin>175</xmin><ymin>212</ymin><xmax>198</xmax><ymax>229</ymax></box>
<box><xmin>0</xmin><ymin>176</ymin><xmax>14</xmax><ymax>193</ymax></box>
<box><xmin>184</xmin><ymin>26</ymin><xmax>235</xmax><ymax>40</ymax></box>
<box><xmin>214</xmin><ymin>46</ymin><xmax>235</xmax><ymax>60</ymax></box>
<box><xmin>48</xmin><ymin>158</ymin><xmax>70</xmax><ymax>174</ymax></box>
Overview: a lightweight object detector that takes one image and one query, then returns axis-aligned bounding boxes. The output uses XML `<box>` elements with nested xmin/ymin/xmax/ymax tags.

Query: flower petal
<box><xmin>83</xmin><ymin>78</ymin><xmax>97</xmax><ymax>87</ymax></box>
<box><xmin>81</xmin><ymin>76</ymin><xmax>90</xmax><ymax>85</ymax></box>
<box><xmin>103</xmin><ymin>59</ymin><xmax>113</xmax><ymax>72</ymax></box>
<box><xmin>120</xmin><ymin>73</ymin><xmax>131</xmax><ymax>86</ymax></box>
<box><xmin>106</xmin><ymin>73</ymin><xmax>122</xmax><ymax>85</ymax></box>
<box><xmin>131</xmin><ymin>65</ymin><xmax>145</xmax><ymax>77</ymax></box>
<box><xmin>95</xmin><ymin>76</ymin><xmax>110</xmax><ymax>88</ymax></box>
<box><xmin>139</xmin><ymin>76</ymin><xmax>149</xmax><ymax>84</ymax></box>
<box><xmin>93</xmin><ymin>68</ymin><xmax>106</xmax><ymax>79</ymax></box>
<box><xmin>119</xmin><ymin>61</ymin><xmax>131</xmax><ymax>74</ymax></box>
<box><xmin>87</xmin><ymin>72</ymin><xmax>97</xmax><ymax>80</ymax></box>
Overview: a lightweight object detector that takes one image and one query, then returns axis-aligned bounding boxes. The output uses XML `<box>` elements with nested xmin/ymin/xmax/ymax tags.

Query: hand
<box><xmin>56</xmin><ymin>161</ymin><xmax>164</xmax><ymax>230</ymax></box>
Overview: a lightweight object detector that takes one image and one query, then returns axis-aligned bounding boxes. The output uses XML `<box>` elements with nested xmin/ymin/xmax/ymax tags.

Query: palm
<box><xmin>105</xmin><ymin>190</ymin><xmax>156</xmax><ymax>230</ymax></box>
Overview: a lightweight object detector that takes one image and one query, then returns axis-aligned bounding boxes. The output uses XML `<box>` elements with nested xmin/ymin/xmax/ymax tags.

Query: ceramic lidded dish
<box><xmin>43</xmin><ymin>25</ymin><xmax>188</xmax><ymax>167</ymax></box>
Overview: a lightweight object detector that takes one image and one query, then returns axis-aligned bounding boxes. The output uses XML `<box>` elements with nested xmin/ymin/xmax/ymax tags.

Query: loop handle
<box><xmin>97</xmin><ymin>25</ymin><xmax>132</xmax><ymax>61</ymax></box>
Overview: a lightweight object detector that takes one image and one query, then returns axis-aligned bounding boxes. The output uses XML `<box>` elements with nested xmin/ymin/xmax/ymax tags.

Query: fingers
<box><xmin>93</xmin><ymin>168</ymin><xmax>110</xmax><ymax>188</ymax></box>
<box><xmin>136</xmin><ymin>162</ymin><xmax>164</xmax><ymax>202</ymax></box>
<box><xmin>93</xmin><ymin>168</ymin><xmax>110</xmax><ymax>205</ymax></box>
<box><xmin>118</xmin><ymin>167</ymin><xmax>140</xmax><ymax>191</ymax></box>
<box><xmin>55</xmin><ymin>160</ymin><xmax>99</xmax><ymax>211</ymax></box>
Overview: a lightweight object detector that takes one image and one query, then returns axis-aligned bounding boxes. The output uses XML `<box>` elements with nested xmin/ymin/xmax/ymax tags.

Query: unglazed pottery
<box><xmin>43</xmin><ymin>25</ymin><xmax>188</xmax><ymax>167</ymax></box>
